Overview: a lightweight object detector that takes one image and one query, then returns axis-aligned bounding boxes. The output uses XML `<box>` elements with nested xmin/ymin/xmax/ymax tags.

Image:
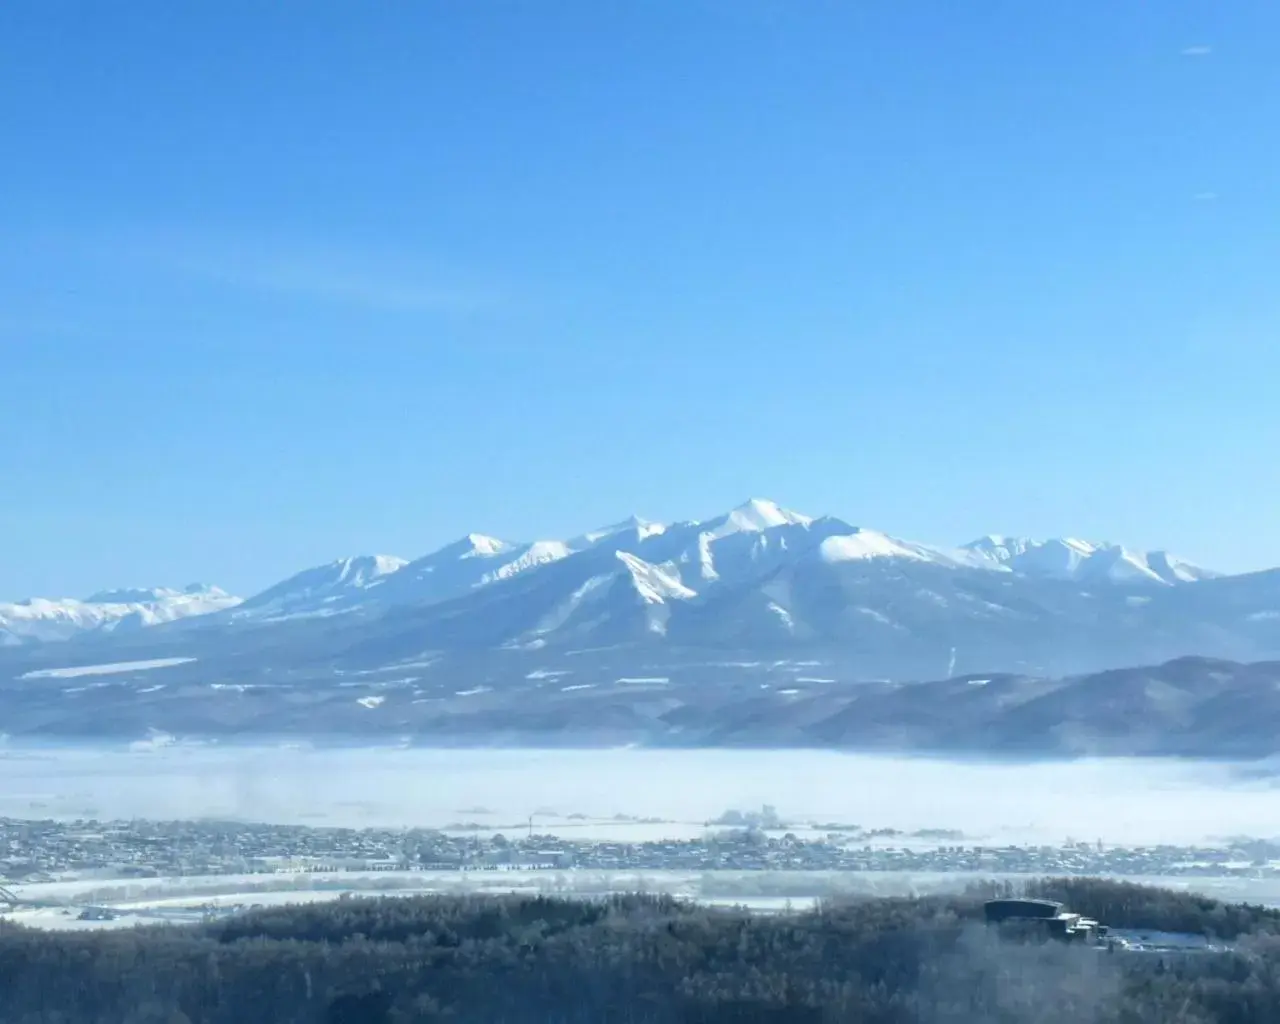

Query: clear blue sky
<box><xmin>4</xmin><ymin>1</ymin><xmax>1279</xmax><ymax>598</ymax></box>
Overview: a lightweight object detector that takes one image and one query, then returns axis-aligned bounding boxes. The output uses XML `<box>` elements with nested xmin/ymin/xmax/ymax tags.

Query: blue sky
<box><xmin>4</xmin><ymin>1</ymin><xmax>1279</xmax><ymax>598</ymax></box>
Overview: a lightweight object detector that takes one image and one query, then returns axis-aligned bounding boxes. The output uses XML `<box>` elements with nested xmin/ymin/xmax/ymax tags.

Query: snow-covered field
<box><xmin>7</xmin><ymin>868</ymin><xmax>1280</xmax><ymax>933</ymax></box>
<box><xmin>2</xmin><ymin>746</ymin><xmax>1278</xmax><ymax>846</ymax></box>
<box><xmin>19</xmin><ymin>657</ymin><xmax>197</xmax><ymax>680</ymax></box>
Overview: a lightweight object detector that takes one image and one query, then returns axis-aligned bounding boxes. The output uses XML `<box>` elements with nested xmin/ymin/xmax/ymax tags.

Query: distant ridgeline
<box><xmin>1</xmin><ymin>878</ymin><xmax>1280</xmax><ymax>1023</ymax></box>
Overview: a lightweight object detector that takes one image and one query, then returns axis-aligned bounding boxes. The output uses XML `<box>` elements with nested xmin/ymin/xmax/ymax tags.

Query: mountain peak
<box><xmin>572</xmin><ymin>515</ymin><xmax>666</xmax><ymax>548</ymax></box>
<box><xmin>227</xmin><ymin>554</ymin><xmax>406</xmax><ymax>622</ymax></box>
<box><xmin>431</xmin><ymin>534</ymin><xmax>512</xmax><ymax>560</ymax></box>
<box><xmin>966</xmin><ymin>534</ymin><xmax>1013</xmax><ymax>551</ymax></box>
<box><xmin>713</xmin><ymin>498</ymin><xmax>813</xmax><ymax>535</ymax></box>
<box><xmin>82</xmin><ymin>583</ymin><xmax>233</xmax><ymax>604</ymax></box>
<box><xmin>961</xmin><ymin>535</ymin><xmax>1213</xmax><ymax>585</ymax></box>
<box><xmin>461</xmin><ymin>533</ymin><xmax>510</xmax><ymax>557</ymax></box>
<box><xmin>1</xmin><ymin>584</ymin><xmax>243</xmax><ymax>644</ymax></box>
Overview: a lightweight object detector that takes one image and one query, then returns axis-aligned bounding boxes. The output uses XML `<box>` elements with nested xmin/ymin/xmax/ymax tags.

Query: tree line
<box><xmin>0</xmin><ymin>878</ymin><xmax>1279</xmax><ymax>1023</ymax></box>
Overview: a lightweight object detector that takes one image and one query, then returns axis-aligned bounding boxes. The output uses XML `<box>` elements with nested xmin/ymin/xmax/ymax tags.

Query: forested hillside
<box><xmin>2</xmin><ymin>879</ymin><xmax>1279</xmax><ymax>1023</ymax></box>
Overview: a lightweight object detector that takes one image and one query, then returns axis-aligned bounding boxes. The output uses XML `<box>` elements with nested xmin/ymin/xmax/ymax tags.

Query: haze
<box><xmin>3</xmin><ymin>745</ymin><xmax>1277</xmax><ymax>847</ymax></box>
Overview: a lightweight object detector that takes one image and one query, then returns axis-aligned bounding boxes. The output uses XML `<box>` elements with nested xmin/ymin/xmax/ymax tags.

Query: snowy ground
<box><xmin>6</xmin><ymin>869</ymin><xmax>1280</xmax><ymax>933</ymax></box>
<box><xmin>19</xmin><ymin>658</ymin><xmax>196</xmax><ymax>680</ymax></box>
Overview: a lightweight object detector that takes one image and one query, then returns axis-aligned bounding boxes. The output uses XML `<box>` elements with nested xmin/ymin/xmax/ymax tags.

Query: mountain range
<box><xmin>3</xmin><ymin>498</ymin><xmax>1279</xmax><ymax>755</ymax></box>
<box><xmin>0</xmin><ymin>584</ymin><xmax>239</xmax><ymax>646</ymax></box>
<box><xmin>0</xmin><ymin>498</ymin><xmax>1240</xmax><ymax>645</ymax></box>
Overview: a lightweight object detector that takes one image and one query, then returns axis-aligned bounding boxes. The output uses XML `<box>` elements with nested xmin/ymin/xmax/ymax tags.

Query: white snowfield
<box><xmin>7</xmin><ymin>869</ymin><xmax>1279</xmax><ymax>933</ymax></box>
<box><xmin>3</xmin><ymin>498</ymin><xmax>1218</xmax><ymax>644</ymax></box>
<box><xmin>0</xmin><ymin>871</ymin><xmax>832</xmax><ymax>933</ymax></box>
<box><xmin>818</xmin><ymin>529</ymin><xmax>947</xmax><ymax>565</ymax></box>
<box><xmin>20</xmin><ymin>657</ymin><xmax>197</xmax><ymax>680</ymax></box>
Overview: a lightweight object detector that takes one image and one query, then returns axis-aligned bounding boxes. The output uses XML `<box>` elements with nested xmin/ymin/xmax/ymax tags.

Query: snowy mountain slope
<box><xmin>3</xmin><ymin>499</ymin><xmax>1233</xmax><ymax>662</ymax></box>
<box><xmin>700</xmin><ymin>496</ymin><xmax>812</xmax><ymax>538</ymax></box>
<box><xmin>300</xmin><ymin>519</ymin><xmax>1269</xmax><ymax>677</ymax></box>
<box><xmin>373</xmin><ymin>535</ymin><xmax>574</xmax><ymax>608</ymax></box>
<box><xmin>225</xmin><ymin>535</ymin><xmax>579</xmax><ymax>624</ymax></box>
<box><xmin>568</xmin><ymin>515</ymin><xmax>666</xmax><ymax>549</ymax></box>
<box><xmin>4</xmin><ymin>501</ymin><xmax>1276</xmax><ymax>750</ymax></box>
<box><xmin>653</xmin><ymin>511</ymin><xmax>856</xmax><ymax>585</ymax></box>
<box><xmin>961</xmin><ymin>536</ymin><xmax>1217</xmax><ymax>586</ymax></box>
<box><xmin>227</xmin><ymin>555</ymin><xmax>408</xmax><ymax>622</ymax></box>
<box><xmin>817</xmin><ymin>527</ymin><xmax>969</xmax><ymax>566</ymax></box>
<box><xmin>513</xmin><ymin>551</ymin><xmax>697</xmax><ymax>646</ymax></box>
<box><xmin>364</xmin><ymin>500</ymin><xmax>948</xmax><ymax>651</ymax></box>
<box><xmin>216</xmin><ymin>499</ymin><xmax>932</xmax><ymax>629</ymax></box>
<box><xmin>0</xmin><ymin>585</ymin><xmax>240</xmax><ymax>646</ymax></box>
<box><xmin>562</xmin><ymin>500</ymin><xmax>953</xmax><ymax>591</ymax></box>
<box><xmin>342</xmin><ymin>546</ymin><xmax>702</xmax><ymax>660</ymax></box>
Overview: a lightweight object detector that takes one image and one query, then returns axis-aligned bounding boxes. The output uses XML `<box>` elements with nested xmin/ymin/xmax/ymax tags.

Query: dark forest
<box><xmin>2</xmin><ymin>878</ymin><xmax>1279</xmax><ymax>1023</ymax></box>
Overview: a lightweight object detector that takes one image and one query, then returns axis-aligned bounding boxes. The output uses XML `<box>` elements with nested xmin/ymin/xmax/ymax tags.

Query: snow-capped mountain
<box><xmin>700</xmin><ymin>496</ymin><xmax>812</xmax><ymax>538</ymax></box>
<box><xmin>560</xmin><ymin>500</ymin><xmax>928</xmax><ymax>591</ymax></box>
<box><xmin>502</xmin><ymin>549</ymin><xmax>699</xmax><ymax>648</ymax></box>
<box><xmin>960</xmin><ymin>536</ymin><xmax>1217</xmax><ymax>586</ymax></box>
<box><xmin>817</xmin><ymin>527</ymin><xmax>965</xmax><ymax>566</ymax></box>
<box><xmin>374</xmin><ymin>535</ymin><xmax>575</xmax><ymax>608</ymax></box>
<box><xmin>226</xmin><ymin>535</ymin><xmax>579</xmax><ymax>624</ymax></box>
<box><xmin>194</xmin><ymin>500</ymin><xmax>907</xmax><ymax>651</ymax></box>
<box><xmin>0</xmin><ymin>499</ymin><xmax>1232</xmax><ymax>662</ymax></box>
<box><xmin>228</xmin><ymin>555</ymin><xmax>408</xmax><ymax>622</ymax></box>
<box><xmin>0</xmin><ymin>584</ymin><xmax>240</xmax><ymax>646</ymax></box>
<box><xmin>5</xmin><ymin>499</ymin><xmax>1276</xmax><ymax>752</ymax></box>
<box><xmin>220</xmin><ymin>499</ymin><xmax>861</xmax><ymax>627</ymax></box>
<box><xmin>568</xmin><ymin>515</ymin><xmax>667</xmax><ymax>549</ymax></box>
<box><xmin>309</xmin><ymin>500</ymin><xmax>1241</xmax><ymax>669</ymax></box>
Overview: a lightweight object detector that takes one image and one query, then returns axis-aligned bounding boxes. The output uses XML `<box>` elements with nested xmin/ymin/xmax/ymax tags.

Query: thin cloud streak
<box><xmin>50</xmin><ymin>226</ymin><xmax>497</xmax><ymax>316</ymax></box>
<box><xmin>198</xmin><ymin>255</ymin><xmax>489</xmax><ymax>315</ymax></box>
<box><xmin>1181</xmin><ymin>45</ymin><xmax>1212</xmax><ymax>57</ymax></box>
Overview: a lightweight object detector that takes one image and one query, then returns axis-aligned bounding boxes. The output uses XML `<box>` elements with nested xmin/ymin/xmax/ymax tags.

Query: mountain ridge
<box><xmin>0</xmin><ymin>584</ymin><xmax>240</xmax><ymax>646</ymax></box>
<box><xmin>0</xmin><ymin>501</ymin><xmax>1247</xmax><ymax>679</ymax></box>
<box><xmin>2</xmin><ymin>494</ymin><xmax>1277</xmax><ymax>754</ymax></box>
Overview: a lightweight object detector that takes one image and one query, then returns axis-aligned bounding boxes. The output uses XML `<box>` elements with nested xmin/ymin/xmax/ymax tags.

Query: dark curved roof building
<box><xmin>983</xmin><ymin>898</ymin><xmax>1105</xmax><ymax>942</ymax></box>
<box><xmin>983</xmin><ymin>898</ymin><xmax>1064</xmax><ymax>923</ymax></box>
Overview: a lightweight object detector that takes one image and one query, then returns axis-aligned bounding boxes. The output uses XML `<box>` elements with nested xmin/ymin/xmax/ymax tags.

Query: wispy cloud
<box><xmin>1192</xmin><ymin>191</ymin><xmax>1219</xmax><ymax>202</ymax></box>
<box><xmin>1181</xmin><ymin>45</ymin><xmax>1212</xmax><ymax>57</ymax></box>
<box><xmin>59</xmin><ymin>226</ymin><xmax>495</xmax><ymax>316</ymax></box>
<box><xmin>196</xmin><ymin>253</ymin><xmax>488</xmax><ymax>314</ymax></box>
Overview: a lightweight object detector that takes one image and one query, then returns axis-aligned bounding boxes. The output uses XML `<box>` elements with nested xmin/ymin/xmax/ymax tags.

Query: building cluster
<box><xmin>984</xmin><ymin>897</ymin><xmax>1106</xmax><ymax>942</ymax></box>
<box><xmin>2</xmin><ymin>815</ymin><xmax>1279</xmax><ymax>883</ymax></box>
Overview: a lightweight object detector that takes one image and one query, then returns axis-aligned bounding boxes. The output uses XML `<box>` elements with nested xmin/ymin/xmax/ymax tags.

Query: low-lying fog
<box><xmin>1</xmin><ymin>745</ymin><xmax>1277</xmax><ymax>845</ymax></box>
